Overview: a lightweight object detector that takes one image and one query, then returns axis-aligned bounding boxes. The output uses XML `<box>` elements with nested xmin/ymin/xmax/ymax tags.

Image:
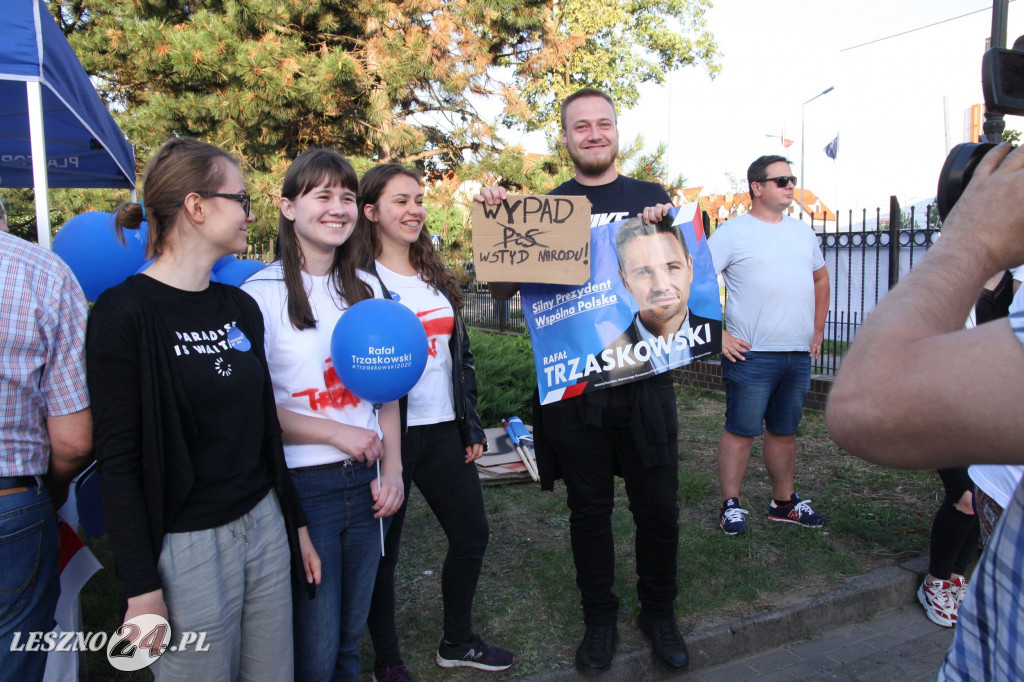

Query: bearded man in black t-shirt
<box><xmin>479</xmin><ymin>88</ymin><xmax>688</xmax><ymax>675</ymax></box>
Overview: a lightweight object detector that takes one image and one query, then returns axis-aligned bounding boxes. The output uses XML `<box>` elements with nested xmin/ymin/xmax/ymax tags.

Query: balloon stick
<box><xmin>377</xmin><ymin>458</ymin><xmax>384</xmax><ymax>556</ymax></box>
<box><xmin>373</xmin><ymin>401</ymin><xmax>385</xmax><ymax>556</ymax></box>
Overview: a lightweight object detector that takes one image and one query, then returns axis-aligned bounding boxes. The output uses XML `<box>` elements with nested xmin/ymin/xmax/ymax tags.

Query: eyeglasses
<box><xmin>759</xmin><ymin>176</ymin><xmax>797</xmax><ymax>188</ymax></box>
<box><xmin>176</xmin><ymin>192</ymin><xmax>252</xmax><ymax>217</ymax></box>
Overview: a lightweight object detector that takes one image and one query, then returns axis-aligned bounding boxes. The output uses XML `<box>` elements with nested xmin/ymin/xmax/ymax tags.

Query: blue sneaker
<box><xmin>767</xmin><ymin>493</ymin><xmax>828</xmax><ymax>527</ymax></box>
<box><xmin>719</xmin><ymin>497</ymin><xmax>749</xmax><ymax>535</ymax></box>
<box><xmin>436</xmin><ymin>633</ymin><xmax>513</xmax><ymax>671</ymax></box>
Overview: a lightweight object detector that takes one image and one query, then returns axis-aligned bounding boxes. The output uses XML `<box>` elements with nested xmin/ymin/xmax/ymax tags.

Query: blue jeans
<box><xmin>0</xmin><ymin>484</ymin><xmax>59</xmax><ymax>682</ymax></box>
<box><xmin>291</xmin><ymin>462</ymin><xmax>385</xmax><ymax>682</ymax></box>
<box><xmin>722</xmin><ymin>351</ymin><xmax>811</xmax><ymax>437</ymax></box>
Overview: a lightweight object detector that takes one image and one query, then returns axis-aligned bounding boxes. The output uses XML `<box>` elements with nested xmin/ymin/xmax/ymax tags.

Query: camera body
<box><xmin>937</xmin><ymin>45</ymin><xmax>1024</xmax><ymax>220</ymax></box>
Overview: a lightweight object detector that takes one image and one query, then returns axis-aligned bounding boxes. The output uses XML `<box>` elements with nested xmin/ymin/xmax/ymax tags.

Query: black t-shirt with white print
<box><xmin>133</xmin><ymin>275</ymin><xmax>273</xmax><ymax>532</ymax></box>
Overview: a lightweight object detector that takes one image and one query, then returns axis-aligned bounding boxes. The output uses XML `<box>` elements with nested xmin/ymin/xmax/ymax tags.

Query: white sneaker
<box><xmin>950</xmin><ymin>575</ymin><xmax>968</xmax><ymax>611</ymax></box>
<box><xmin>918</xmin><ymin>578</ymin><xmax>957</xmax><ymax>627</ymax></box>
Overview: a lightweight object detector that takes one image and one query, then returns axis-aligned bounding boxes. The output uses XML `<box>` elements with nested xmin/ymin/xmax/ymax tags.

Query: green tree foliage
<box><xmin>468</xmin><ymin>328</ymin><xmax>534</xmax><ymax>425</ymax></box>
<box><xmin>506</xmin><ymin>0</ymin><xmax>719</xmax><ymax>131</ymax></box>
<box><xmin>45</xmin><ymin>0</ymin><xmax>716</xmax><ymax>247</ymax></box>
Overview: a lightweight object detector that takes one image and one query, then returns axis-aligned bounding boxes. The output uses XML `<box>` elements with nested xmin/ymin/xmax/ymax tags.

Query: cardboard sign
<box><xmin>472</xmin><ymin>195</ymin><xmax>592</xmax><ymax>285</ymax></box>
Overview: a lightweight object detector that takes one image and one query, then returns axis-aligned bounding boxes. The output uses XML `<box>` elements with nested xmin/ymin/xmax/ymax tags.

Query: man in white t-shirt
<box><xmin>708</xmin><ymin>155</ymin><xmax>830</xmax><ymax>536</ymax></box>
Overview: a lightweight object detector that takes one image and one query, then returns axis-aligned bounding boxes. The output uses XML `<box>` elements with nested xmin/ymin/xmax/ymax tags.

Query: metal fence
<box><xmin>706</xmin><ymin>198</ymin><xmax>941</xmax><ymax>376</ymax></box>
<box><xmin>463</xmin><ymin>289</ymin><xmax>527</xmax><ymax>333</ymax></box>
<box><xmin>462</xmin><ymin>198</ymin><xmax>942</xmax><ymax>376</ymax></box>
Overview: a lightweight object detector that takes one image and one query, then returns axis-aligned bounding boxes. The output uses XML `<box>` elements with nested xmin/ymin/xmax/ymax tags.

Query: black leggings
<box><xmin>928</xmin><ymin>467</ymin><xmax>980</xmax><ymax>579</ymax></box>
<box><xmin>367</xmin><ymin>420</ymin><xmax>490</xmax><ymax>666</ymax></box>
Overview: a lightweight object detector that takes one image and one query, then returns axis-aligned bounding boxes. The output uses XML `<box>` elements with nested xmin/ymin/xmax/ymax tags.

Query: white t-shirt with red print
<box><xmin>242</xmin><ymin>263</ymin><xmax>384</xmax><ymax>468</ymax></box>
<box><xmin>375</xmin><ymin>261</ymin><xmax>456</xmax><ymax>426</ymax></box>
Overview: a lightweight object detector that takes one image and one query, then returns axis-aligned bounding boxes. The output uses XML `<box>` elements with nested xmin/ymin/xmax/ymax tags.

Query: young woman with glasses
<box><xmin>87</xmin><ymin>137</ymin><xmax>320</xmax><ymax>680</ymax></box>
<box><xmin>240</xmin><ymin>148</ymin><xmax>404</xmax><ymax>681</ymax></box>
<box><xmin>358</xmin><ymin>164</ymin><xmax>513</xmax><ymax>681</ymax></box>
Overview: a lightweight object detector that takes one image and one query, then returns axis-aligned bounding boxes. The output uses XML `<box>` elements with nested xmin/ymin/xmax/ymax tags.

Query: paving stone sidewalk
<box><xmin>526</xmin><ymin>556</ymin><xmax>953</xmax><ymax>681</ymax></box>
<box><xmin>689</xmin><ymin>604</ymin><xmax>953</xmax><ymax>681</ymax></box>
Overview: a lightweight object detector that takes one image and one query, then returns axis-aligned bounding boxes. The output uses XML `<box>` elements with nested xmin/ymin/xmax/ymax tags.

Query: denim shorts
<box><xmin>722</xmin><ymin>351</ymin><xmax>811</xmax><ymax>437</ymax></box>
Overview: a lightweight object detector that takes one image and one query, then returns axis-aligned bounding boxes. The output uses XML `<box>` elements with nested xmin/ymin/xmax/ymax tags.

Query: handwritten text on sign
<box><xmin>472</xmin><ymin>195</ymin><xmax>592</xmax><ymax>285</ymax></box>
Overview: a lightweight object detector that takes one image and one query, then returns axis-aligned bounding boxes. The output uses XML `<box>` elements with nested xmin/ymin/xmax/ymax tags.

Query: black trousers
<box><xmin>928</xmin><ymin>467</ymin><xmax>980</xmax><ymax>579</ymax></box>
<box><xmin>367</xmin><ymin>420</ymin><xmax>490</xmax><ymax>665</ymax></box>
<box><xmin>542</xmin><ymin>382</ymin><xmax>680</xmax><ymax>625</ymax></box>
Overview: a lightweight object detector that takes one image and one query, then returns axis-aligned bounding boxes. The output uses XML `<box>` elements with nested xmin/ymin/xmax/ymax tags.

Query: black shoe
<box><xmin>575</xmin><ymin>623</ymin><xmax>618</xmax><ymax>674</ymax></box>
<box><xmin>637</xmin><ymin>612</ymin><xmax>689</xmax><ymax>671</ymax></box>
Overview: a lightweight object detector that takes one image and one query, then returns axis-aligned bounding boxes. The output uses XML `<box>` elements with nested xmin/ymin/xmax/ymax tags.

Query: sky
<box><xmin>503</xmin><ymin>0</ymin><xmax>1024</xmax><ymax>216</ymax></box>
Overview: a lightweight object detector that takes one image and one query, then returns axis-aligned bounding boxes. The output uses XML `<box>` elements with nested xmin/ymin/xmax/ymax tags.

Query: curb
<box><xmin>524</xmin><ymin>556</ymin><xmax>931</xmax><ymax>680</ymax></box>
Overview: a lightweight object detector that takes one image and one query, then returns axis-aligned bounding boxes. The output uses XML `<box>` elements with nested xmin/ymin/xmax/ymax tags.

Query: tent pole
<box><xmin>27</xmin><ymin>81</ymin><xmax>52</xmax><ymax>250</ymax></box>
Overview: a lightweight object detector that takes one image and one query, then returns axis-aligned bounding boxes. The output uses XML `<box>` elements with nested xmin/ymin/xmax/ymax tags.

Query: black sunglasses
<box><xmin>176</xmin><ymin>192</ymin><xmax>252</xmax><ymax>217</ymax></box>
<box><xmin>759</xmin><ymin>176</ymin><xmax>797</xmax><ymax>188</ymax></box>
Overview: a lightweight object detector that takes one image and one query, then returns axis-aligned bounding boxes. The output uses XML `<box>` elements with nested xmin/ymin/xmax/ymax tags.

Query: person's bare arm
<box><xmin>46</xmin><ymin>408</ymin><xmax>93</xmax><ymax>508</ymax></box>
<box><xmin>827</xmin><ymin>143</ymin><xmax>1024</xmax><ymax>469</ymax></box>
<box><xmin>811</xmin><ymin>266</ymin><xmax>829</xmax><ymax>359</ymax></box>
<box><xmin>276</xmin><ymin>407</ymin><xmax>383</xmax><ymax>463</ymax></box>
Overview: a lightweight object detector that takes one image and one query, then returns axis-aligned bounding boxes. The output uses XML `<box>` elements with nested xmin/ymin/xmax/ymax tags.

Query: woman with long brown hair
<box><xmin>359</xmin><ymin>164</ymin><xmax>513</xmax><ymax>681</ymax></box>
<box><xmin>241</xmin><ymin>148</ymin><xmax>404</xmax><ymax>681</ymax></box>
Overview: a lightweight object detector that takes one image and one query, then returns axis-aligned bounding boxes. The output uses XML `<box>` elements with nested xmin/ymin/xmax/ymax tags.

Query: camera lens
<box><xmin>936</xmin><ymin>142</ymin><xmax>996</xmax><ymax>221</ymax></box>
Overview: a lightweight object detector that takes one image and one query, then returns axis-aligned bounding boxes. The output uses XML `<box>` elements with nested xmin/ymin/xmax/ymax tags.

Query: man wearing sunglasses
<box><xmin>707</xmin><ymin>155</ymin><xmax>830</xmax><ymax>537</ymax></box>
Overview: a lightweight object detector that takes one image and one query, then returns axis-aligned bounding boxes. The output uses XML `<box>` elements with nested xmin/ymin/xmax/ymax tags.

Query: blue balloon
<box><xmin>53</xmin><ymin>212</ymin><xmax>148</xmax><ymax>301</ymax></box>
<box><xmin>213</xmin><ymin>257</ymin><xmax>266</xmax><ymax>286</ymax></box>
<box><xmin>330</xmin><ymin>299</ymin><xmax>428</xmax><ymax>404</ymax></box>
<box><xmin>212</xmin><ymin>254</ymin><xmax>239</xmax><ymax>273</ymax></box>
<box><xmin>135</xmin><ymin>256</ymin><xmax>156</xmax><ymax>274</ymax></box>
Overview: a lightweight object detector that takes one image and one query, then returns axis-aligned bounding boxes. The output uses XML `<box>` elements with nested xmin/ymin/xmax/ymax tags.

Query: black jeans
<box><xmin>928</xmin><ymin>467</ymin><xmax>980</xmax><ymax>579</ymax></box>
<box><xmin>367</xmin><ymin>420</ymin><xmax>490</xmax><ymax>666</ymax></box>
<box><xmin>543</xmin><ymin>384</ymin><xmax>680</xmax><ymax>625</ymax></box>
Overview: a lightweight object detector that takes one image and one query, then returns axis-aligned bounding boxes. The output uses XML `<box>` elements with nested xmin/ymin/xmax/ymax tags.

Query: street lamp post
<box><xmin>800</xmin><ymin>86</ymin><xmax>834</xmax><ymax>219</ymax></box>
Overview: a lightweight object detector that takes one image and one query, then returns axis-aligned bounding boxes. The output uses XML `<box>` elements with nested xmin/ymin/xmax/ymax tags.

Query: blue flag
<box><xmin>824</xmin><ymin>135</ymin><xmax>839</xmax><ymax>160</ymax></box>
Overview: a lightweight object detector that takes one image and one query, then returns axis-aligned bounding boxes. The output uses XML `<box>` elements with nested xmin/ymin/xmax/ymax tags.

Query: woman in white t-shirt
<box><xmin>359</xmin><ymin>164</ymin><xmax>513</xmax><ymax>679</ymax></box>
<box><xmin>241</xmin><ymin>149</ymin><xmax>404</xmax><ymax>682</ymax></box>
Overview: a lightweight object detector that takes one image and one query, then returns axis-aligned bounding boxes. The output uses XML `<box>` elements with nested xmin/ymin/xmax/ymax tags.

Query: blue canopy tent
<box><xmin>1</xmin><ymin>1</ymin><xmax>135</xmax><ymax>248</ymax></box>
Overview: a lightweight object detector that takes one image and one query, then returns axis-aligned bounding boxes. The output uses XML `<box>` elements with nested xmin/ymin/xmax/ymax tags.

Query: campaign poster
<box><xmin>521</xmin><ymin>203</ymin><xmax>722</xmax><ymax>404</ymax></box>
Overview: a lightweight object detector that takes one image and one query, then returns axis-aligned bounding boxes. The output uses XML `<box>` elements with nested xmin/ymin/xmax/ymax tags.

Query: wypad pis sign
<box><xmin>471</xmin><ymin>195</ymin><xmax>592</xmax><ymax>285</ymax></box>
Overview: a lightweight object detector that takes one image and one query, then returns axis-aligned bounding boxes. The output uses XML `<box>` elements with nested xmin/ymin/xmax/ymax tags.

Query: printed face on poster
<box><xmin>518</xmin><ymin>203</ymin><xmax>722</xmax><ymax>404</ymax></box>
<box><xmin>471</xmin><ymin>195</ymin><xmax>592</xmax><ymax>285</ymax></box>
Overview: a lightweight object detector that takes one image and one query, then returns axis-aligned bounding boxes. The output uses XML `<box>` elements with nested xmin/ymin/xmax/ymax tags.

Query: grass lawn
<box><xmin>78</xmin><ymin>384</ymin><xmax>937</xmax><ymax>680</ymax></box>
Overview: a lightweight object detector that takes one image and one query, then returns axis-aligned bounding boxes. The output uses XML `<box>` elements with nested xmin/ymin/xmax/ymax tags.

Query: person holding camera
<box><xmin>827</xmin><ymin>142</ymin><xmax>1024</xmax><ymax>681</ymax></box>
<box><xmin>708</xmin><ymin>155</ymin><xmax>831</xmax><ymax>536</ymax></box>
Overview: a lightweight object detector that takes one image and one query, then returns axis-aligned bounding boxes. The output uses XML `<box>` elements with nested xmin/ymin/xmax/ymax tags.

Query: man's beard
<box><xmin>569</xmin><ymin>142</ymin><xmax>618</xmax><ymax>177</ymax></box>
